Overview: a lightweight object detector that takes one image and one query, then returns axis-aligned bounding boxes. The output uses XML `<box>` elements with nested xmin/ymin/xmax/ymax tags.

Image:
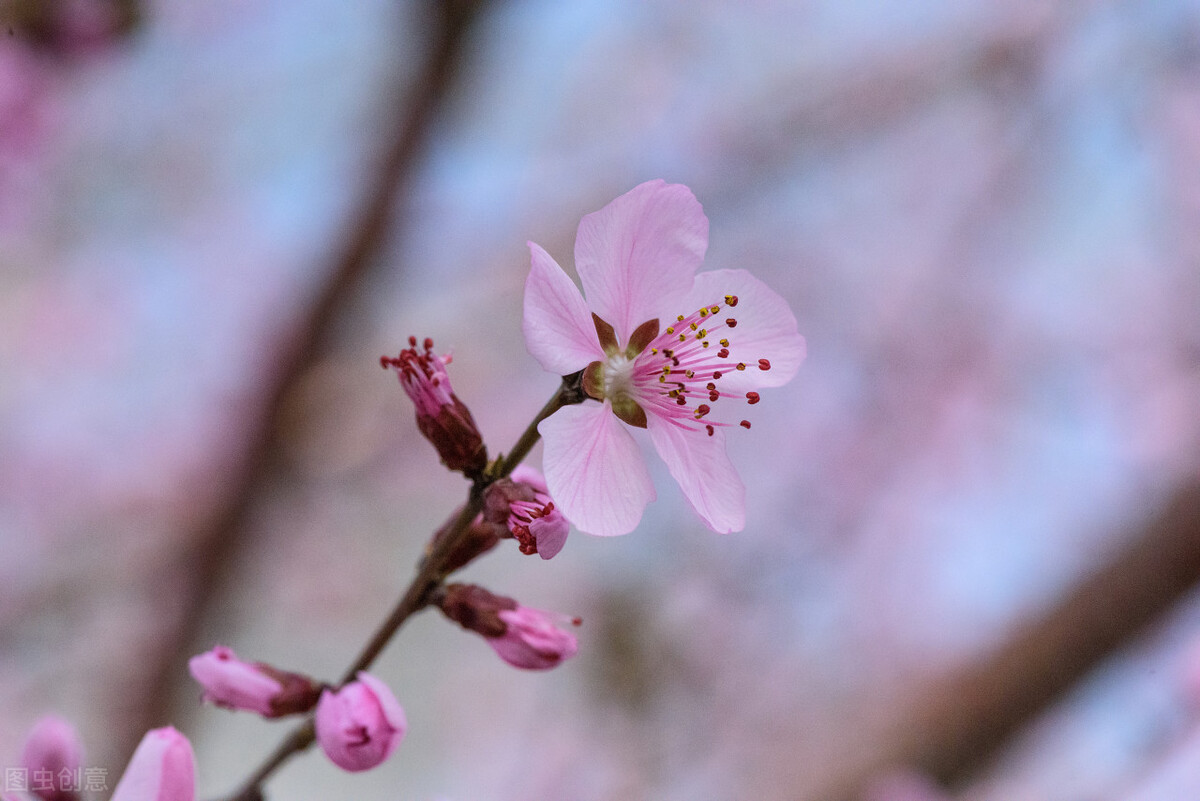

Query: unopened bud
<box><xmin>188</xmin><ymin>646</ymin><xmax>323</xmax><ymax>718</ymax></box>
<box><xmin>438</xmin><ymin>583</ymin><xmax>579</xmax><ymax>670</ymax></box>
<box><xmin>21</xmin><ymin>716</ymin><xmax>83</xmax><ymax>801</ymax></box>
<box><xmin>110</xmin><ymin>727</ymin><xmax>195</xmax><ymax>801</ymax></box>
<box><xmin>382</xmin><ymin>338</ymin><xmax>487</xmax><ymax>476</ymax></box>
<box><xmin>314</xmin><ymin>673</ymin><xmax>407</xmax><ymax>773</ymax></box>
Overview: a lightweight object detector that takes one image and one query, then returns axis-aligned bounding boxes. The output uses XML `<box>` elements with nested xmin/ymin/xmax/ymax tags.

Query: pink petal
<box><xmin>647</xmin><ymin>414</ymin><xmax>745</xmax><ymax>534</ymax></box>
<box><xmin>110</xmin><ymin>727</ymin><xmax>195</xmax><ymax>801</ymax></box>
<box><xmin>574</xmin><ymin>180</ymin><xmax>708</xmax><ymax>343</ymax></box>
<box><xmin>539</xmin><ymin>401</ymin><xmax>655</xmax><ymax>536</ymax></box>
<box><xmin>683</xmin><ymin>268</ymin><xmax>806</xmax><ymax>393</ymax></box>
<box><xmin>522</xmin><ymin>242</ymin><xmax>605</xmax><ymax>375</ymax></box>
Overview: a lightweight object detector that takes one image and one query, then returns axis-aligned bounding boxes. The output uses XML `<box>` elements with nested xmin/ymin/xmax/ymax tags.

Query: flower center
<box><xmin>585</xmin><ymin>295</ymin><xmax>770</xmax><ymax>435</ymax></box>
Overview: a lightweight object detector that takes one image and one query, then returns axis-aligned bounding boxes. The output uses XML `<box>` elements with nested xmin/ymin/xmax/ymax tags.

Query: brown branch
<box><xmin>838</xmin><ymin>480</ymin><xmax>1200</xmax><ymax>799</ymax></box>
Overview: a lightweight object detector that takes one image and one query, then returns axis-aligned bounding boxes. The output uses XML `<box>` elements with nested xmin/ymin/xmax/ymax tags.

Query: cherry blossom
<box><xmin>523</xmin><ymin>180</ymin><xmax>805</xmax><ymax>535</ymax></box>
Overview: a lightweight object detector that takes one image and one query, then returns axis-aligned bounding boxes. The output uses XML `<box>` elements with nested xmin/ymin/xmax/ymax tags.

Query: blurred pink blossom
<box><xmin>314</xmin><ymin>672</ymin><xmax>407</xmax><ymax>773</ymax></box>
<box><xmin>109</xmin><ymin>727</ymin><xmax>195</xmax><ymax>801</ymax></box>
<box><xmin>523</xmin><ymin>179</ymin><xmax>805</xmax><ymax>536</ymax></box>
<box><xmin>21</xmin><ymin>715</ymin><xmax>83</xmax><ymax>801</ymax></box>
<box><xmin>489</xmin><ymin>606</ymin><xmax>580</xmax><ymax>671</ymax></box>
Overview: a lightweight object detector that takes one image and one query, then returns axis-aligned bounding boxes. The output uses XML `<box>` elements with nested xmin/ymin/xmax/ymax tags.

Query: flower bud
<box><xmin>438</xmin><ymin>583</ymin><xmax>579</xmax><ymax>670</ymax></box>
<box><xmin>314</xmin><ymin>672</ymin><xmax>407</xmax><ymax>773</ymax></box>
<box><xmin>21</xmin><ymin>715</ymin><xmax>83</xmax><ymax>801</ymax></box>
<box><xmin>490</xmin><ymin>606</ymin><xmax>580</xmax><ymax>670</ymax></box>
<box><xmin>483</xmin><ymin>465</ymin><xmax>569</xmax><ymax>559</ymax></box>
<box><xmin>382</xmin><ymin>338</ymin><xmax>487</xmax><ymax>477</ymax></box>
<box><xmin>188</xmin><ymin>646</ymin><xmax>323</xmax><ymax>718</ymax></box>
<box><xmin>110</xmin><ymin>727</ymin><xmax>195</xmax><ymax>801</ymax></box>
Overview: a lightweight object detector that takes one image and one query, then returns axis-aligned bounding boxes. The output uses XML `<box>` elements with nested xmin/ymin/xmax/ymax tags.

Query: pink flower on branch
<box><xmin>188</xmin><ymin>645</ymin><xmax>323</xmax><ymax>718</ymax></box>
<box><xmin>314</xmin><ymin>673</ymin><xmax>407</xmax><ymax>773</ymax></box>
<box><xmin>437</xmin><ymin>583</ymin><xmax>580</xmax><ymax>670</ymax></box>
<box><xmin>382</xmin><ymin>336</ymin><xmax>487</xmax><ymax>477</ymax></box>
<box><xmin>484</xmin><ymin>464</ymin><xmax>570</xmax><ymax>559</ymax></box>
<box><xmin>523</xmin><ymin>180</ymin><xmax>806</xmax><ymax>535</ymax></box>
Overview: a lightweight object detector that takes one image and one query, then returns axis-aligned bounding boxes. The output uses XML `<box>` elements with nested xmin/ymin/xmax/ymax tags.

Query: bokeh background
<box><xmin>2</xmin><ymin>1</ymin><xmax>1200</xmax><ymax>799</ymax></box>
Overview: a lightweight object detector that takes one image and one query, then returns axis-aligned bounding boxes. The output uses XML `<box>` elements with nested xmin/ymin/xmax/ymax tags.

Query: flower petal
<box><xmin>523</xmin><ymin>242</ymin><xmax>605</xmax><ymax>375</ymax></box>
<box><xmin>683</xmin><ymin>268</ymin><xmax>806</xmax><ymax>392</ymax></box>
<box><xmin>647</xmin><ymin>415</ymin><xmax>745</xmax><ymax>534</ymax></box>
<box><xmin>539</xmin><ymin>401</ymin><xmax>655</xmax><ymax>536</ymax></box>
<box><xmin>574</xmin><ymin>180</ymin><xmax>708</xmax><ymax>343</ymax></box>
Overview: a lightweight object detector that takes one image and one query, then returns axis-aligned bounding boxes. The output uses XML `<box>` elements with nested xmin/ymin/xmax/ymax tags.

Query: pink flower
<box><xmin>523</xmin><ymin>180</ymin><xmax>806</xmax><ymax>536</ymax></box>
<box><xmin>382</xmin><ymin>337</ymin><xmax>487</xmax><ymax>476</ymax></box>
<box><xmin>503</xmin><ymin>465</ymin><xmax>570</xmax><ymax>559</ymax></box>
<box><xmin>314</xmin><ymin>673</ymin><xmax>407</xmax><ymax>773</ymax></box>
<box><xmin>21</xmin><ymin>715</ymin><xmax>83</xmax><ymax>801</ymax></box>
<box><xmin>110</xmin><ymin>727</ymin><xmax>195</xmax><ymax>801</ymax></box>
<box><xmin>488</xmin><ymin>606</ymin><xmax>580</xmax><ymax>671</ymax></box>
<box><xmin>188</xmin><ymin>645</ymin><xmax>322</xmax><ymax>718</ymax></box>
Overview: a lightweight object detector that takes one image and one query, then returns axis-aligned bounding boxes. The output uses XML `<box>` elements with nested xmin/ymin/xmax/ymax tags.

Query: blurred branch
<box><xmin>1</xmin><ymin>0</ymin><xmax>141</xmax><ymax>52</ymax></box>
<box><xmin>841</xmin><ymin>481</ymin><xmax>1200</xmax><ymax>798</ymax></box>
<box><xmin>126</xmin><ymin>0</ymin><xmax>487</xmax><ymax>769</ymax></box>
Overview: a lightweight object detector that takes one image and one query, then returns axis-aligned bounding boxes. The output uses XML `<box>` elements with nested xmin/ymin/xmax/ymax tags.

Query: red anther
<box><xmin>758</xmin><ymin>358</ymin><xmax>771</xmax><ymax>371</ymax></box>
<box><xmin>695</xmin><ymin>404</ymin><xmax>711</xmax><ymax>417</ymax></box>
<box><xmin>571</xmin><ymin>616</ymin><xmax>583</xmax><ymax>626</ymax></box>
<box><xmin>706</xmin><ymin>424</ymin><xmax>715</xmax><ymax>437</ymax></box>
<box><xmin>746</xmin><ymin>392</ymin><xmax>760</xmax><ymax>404</ymax></box>
<box><xmin>728</xmin><ymin>295</ymin><xmax>739</xmax><ymax>307</ymax></box>
<box><xmin>380</xmin><ymin>356</ymin><xmax>390</xmax><ymax>368</ymax></box>
<box><xmin>424</xmin><ymin>337</ymin><xmax>434</xmax><ymax>351</ymax></box>
<box><xmin>706</xmin><ymin>382</ymin><xmax>716</xmax><ymax>391</ymax></box>
<box><xmin>718</xmin><ymin>348</ymin><xmax>730</xmax><ymax>359</ymax></box>
<box><xmin>713</xmin><ymin>371</ymin><xmax>723</xmax><ymax>379</ymax></box>
<box><xmin>676</xmin><ymin>396</ymin><xmax>687</xmax><ymax>405</ymax></box>
<box><xmin>408</xmin><ymin>335</ymin><xmax>418</xmax><ymax>347</ymax></box>
<box><xmin>709</xmin><ymin>391</ymin><xmax>719</xmax><ymax>402</ymax></box>
<box><xmin>726</xmin><ymin>318</ymin><xmax>738</xmax><ymax>327</ymax></box>
<box><xmin>740</xmin><ymin>420</ymin><xmax>751</xmax><ymax>429</ymax></box>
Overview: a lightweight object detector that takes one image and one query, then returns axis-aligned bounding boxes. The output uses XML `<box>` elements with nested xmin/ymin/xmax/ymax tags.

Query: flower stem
<box><xmin>218</xmin><ymin>376</ymin><xmax>580</xmax><ymax>801</ymax></box>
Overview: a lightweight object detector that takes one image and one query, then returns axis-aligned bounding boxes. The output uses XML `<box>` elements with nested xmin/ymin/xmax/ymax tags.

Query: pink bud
<box><xmin>489</xmin><ymin>606</ymin><xmax>579</xmax><ymax>671</ymax></box>
<box><xmin>483</xmin><ymin>466</ymin><xmax>569</xmax><ymax>559</ymax></box>
<box><xmin>188</xmin><ymin>646</ymin><xmax>322</xmax><ymax>718</ymax></box>
<box><xmin>21</xmin><ymin>715</ymin><xmax>84</xmax><ymax>801</ymax></box>
<box><xmin>314</xmin><ymin>672</ymin><xmax>407</xmax><ymax>772</ymax></box>
<box><xmin>382</xmin><ymin>338</ymin><xmax>487</xmax><ymax>476</ymax></box>
<box><xmin>110</xmin><ymin>727</ymin><xmax>195</xmax><ymax>801</ymax></box>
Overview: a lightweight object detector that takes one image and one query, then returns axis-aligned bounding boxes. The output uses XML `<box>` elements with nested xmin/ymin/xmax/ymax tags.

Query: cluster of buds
<box><xmin>188</xmin><ymin>646</ymin><xmax>406</xmax><ymax>774</ymax></box>
<box><xmin>437</xmin><ymin>583</ymin><xmax>579</xmax><ymax>671</ymax></box>
<box><xmin>381</xmin><ymin>337</ymin><xmax>487</xmax><ymax>478</ymax></box>
<box><xmin>14</xmin><ymin>717</ymin><xmax>195</xmax><ymax>801</ymax></box>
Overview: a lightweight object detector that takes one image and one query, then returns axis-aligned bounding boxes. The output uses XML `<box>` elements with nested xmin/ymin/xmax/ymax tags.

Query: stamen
<box><xmin>718</xmin><ymin>348</ymin><xmax>729</xmax><ymax>358</ymax></box>
<box><xmin>736</xmin><ymin>363</ymin><xmax>746</xmax><ymax>371</ymax></box>
<box><xmin>726</xmin><ymin>318</ymin><xmax>738</xmax><ymax>328</ymax></box>
<box><xmin>740</xmin><ymin>420</ymin><xmax>751</xmax><ymax>429</ymax></box>
<box><xmin>713</xmin><ymin>371</ymin><xmax>723</xmax><ymax>379</ymax></box>
<box><xmin>746</xmin><ymin>392</ymin><xmax>760</xmax><ymax>405</ymax></box>
<box><xmin>705</xmin><ymin>424</ymin><xmax>714</xmax><ymax>437</ymax></box>
<box><xmin>759</xmin><ymin>359</ymin><xmax>771</xmax><ymax>371</ymax></box>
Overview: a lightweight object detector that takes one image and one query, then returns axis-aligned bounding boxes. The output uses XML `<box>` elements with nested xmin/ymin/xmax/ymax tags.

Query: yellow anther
<box><xmin>702</xmin><ymin>341</ymin><xmax>710</xmax><ymax>348</ymax></box>
<box><xmin>666</xmin><ymin>326</ymin><xmax>675</xmax><ymax>335</ymax></box>
<box><xmin>677</xmin><ymin>314</ymin><xmax>685</xmax><ymax>322</ymax></box>
<box><xmin>699</xmin><ymin>308</ymin><xmax>709</xmax><ymax>317</ymax></box>
<box><xmin>689</xmin><ymin>322</ymin><xmax>698</xmax><ymax>331</ymax></box>
<box><xmin>697</xmin><ymin>328</ymin><xmax>706</xmax><ymax>338</ymax></box>
<box><xmin>719</xmin><ymin>338</ymin><xmax>729</xmax><ymax>347</ymax></box>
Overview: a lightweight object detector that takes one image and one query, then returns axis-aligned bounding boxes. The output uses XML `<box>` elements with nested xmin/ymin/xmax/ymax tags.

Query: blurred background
<box><xmin>2</xmin><ymin>1</ymin><xmax>1200</xmax><ymax>799</ymax></box>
